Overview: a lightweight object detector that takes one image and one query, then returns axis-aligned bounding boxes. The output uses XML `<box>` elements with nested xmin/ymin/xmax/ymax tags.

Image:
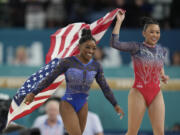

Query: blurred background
<box><xmin>0</xmin><ymin>0</ymin><xmax>180</xmax><ymax>135</ymax></box>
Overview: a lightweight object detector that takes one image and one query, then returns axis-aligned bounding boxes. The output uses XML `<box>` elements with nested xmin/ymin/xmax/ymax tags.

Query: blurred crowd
<box><xmin>1</xmin><ymin>94</ymin><xmax>180</xmax><ymax>135</ymax></box>
<box><xmin>6</xmin><ymin>43</ymin><xmax>44</xmax><ymax>66</ymax></box>
<box><xmin>0</xmin><ymin>0</ymin><xmax>180</xmax><ymax>29</ymax></box>
<box><xmin>0</xmin><ymin>0</ymin><xmax>180</xmax><ymax>67</ymax></box>
<box><xmin>1</xmin><ymin>44</ymin><xmax>180</xmax><ymax>67</ymax></box>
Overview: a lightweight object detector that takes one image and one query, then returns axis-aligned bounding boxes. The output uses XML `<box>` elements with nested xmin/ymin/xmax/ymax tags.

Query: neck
<box><xmin>76</xmin><ymin>55</ymin><xmax>90</xmax><ymax>64</ymax></box>
<box><xmin>143</xmin><ymin>42</ymin><xmax>156</xmax><ymax>48</ymax></box>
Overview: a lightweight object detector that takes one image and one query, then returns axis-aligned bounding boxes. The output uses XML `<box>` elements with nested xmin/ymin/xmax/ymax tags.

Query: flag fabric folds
<box><xmin>7</xmin><ymin>8</ymin><xmax>121</xmax><ymax>125</ymax></box>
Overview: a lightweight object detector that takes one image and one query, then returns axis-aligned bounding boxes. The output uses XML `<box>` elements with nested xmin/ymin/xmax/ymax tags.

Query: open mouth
<box><xmin>151</xmin><ymin>37</ymin><xmax>158</xmax><ymax>42</ymax></box>
<box><xmin>86</xmin><ymin>53</ymin><xmax>93</xmax><ymax>57</ymax></box>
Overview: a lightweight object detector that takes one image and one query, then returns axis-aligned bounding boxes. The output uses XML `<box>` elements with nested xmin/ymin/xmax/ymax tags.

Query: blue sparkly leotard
<box><xmin>32</xmin><ymin>56</ymin><xmax>117</xmax><ymax>112</ymax></box>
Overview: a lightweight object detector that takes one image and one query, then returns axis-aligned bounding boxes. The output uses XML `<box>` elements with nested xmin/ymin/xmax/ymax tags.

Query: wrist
<box><xmin>116</xmin><ymin>21</ymin><xmax>122</xmax><ymax>25</ymax></box>
<box><xmin>32</xmin><ymin>91</ymin><xmax>38</xmax><ymax>96</ymax></box>
<box><xmin>29</xmin><ymin>92</ymin><xmax>35</xmax><ymax>96</ymax></box>
<box><xmin>114</xmin><ymin>103</ymin><xmax>118</xmax><ymax>108</ymax></box>
<box><xmin>161</xmin><ymin>73</ymin><xmax>165</xmax><ymax>77</ymax></box>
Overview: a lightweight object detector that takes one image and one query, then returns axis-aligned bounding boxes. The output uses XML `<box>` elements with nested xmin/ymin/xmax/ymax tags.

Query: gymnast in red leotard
<box><xmin>110</xmin><ymin>10</ymin><xmax>169</xmax><ymax>135</ymax></box>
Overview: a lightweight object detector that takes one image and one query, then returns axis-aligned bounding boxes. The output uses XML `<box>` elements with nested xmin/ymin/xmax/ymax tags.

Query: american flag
<box><xmin>7</xmin><ymin>8</ymin><xmax>122</xmax><ymax>126</ymax></box>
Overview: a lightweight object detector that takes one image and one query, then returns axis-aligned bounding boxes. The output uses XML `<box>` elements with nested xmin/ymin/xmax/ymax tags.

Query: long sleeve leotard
<box><xmin>32</xmin><ymin>56</ymin><xmax>117</xmax><ymax>106</ymax></box>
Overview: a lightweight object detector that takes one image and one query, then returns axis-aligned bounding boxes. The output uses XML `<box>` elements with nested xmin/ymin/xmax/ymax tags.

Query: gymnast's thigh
<box><xmin>59</xmin><ymin>101</ymin><xmax>82</xmax><ymax>135</ymax></box>
<box><xmin>127</xmin><ymin>88</ymin><xmax>147</xmax><ymax>134</ymax></box>
<box><xmin>148</xmin><ymin>91</ymin><xmax>165</xmax><ymax>135</ymax></box>
<box><xmin>77</xmin><ymin>102</ymin><xmax>88</xmax><ymax>134</ymax></box>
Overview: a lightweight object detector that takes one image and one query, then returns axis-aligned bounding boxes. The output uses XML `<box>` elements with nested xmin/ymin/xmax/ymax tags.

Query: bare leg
<box><xmin>77</xmin><ymin>102</ymin><xmax>88</xmax><ymax>134</ymax></box>
<box><xmin>126</xmin><ymin>88</ymin><xmax>147</xmax><ymax>135</ymax></box>
<box><xmin>59</xmin><ymin>101</ymin><xmax>82</xmax><ymax>135</ymax></box>
<box><xmin>148</xmin><ymin>91</ymin><xmax>165</xmax><ymax>135</ymax></box>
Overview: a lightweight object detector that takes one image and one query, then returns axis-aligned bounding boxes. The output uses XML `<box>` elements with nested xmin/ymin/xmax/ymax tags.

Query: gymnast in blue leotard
<box><xmin>24</xmin><ymin>29</ymin><xmax>124</xmax><ymax>135</ymax></box>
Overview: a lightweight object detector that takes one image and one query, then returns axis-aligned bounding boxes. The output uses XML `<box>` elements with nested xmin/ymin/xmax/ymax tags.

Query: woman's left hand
<box><xmin>116</xmin><ymin>9</ymin><xmax>126</xmax><ymax>23</ymax></box>
<box><xmin>114</xmin><ymin>105</ymin><xmax>124</xmax><ymax>119</ymax></box>
<box><xmin>161</xmin><ymin>74</ymin><xmax>169</xmax><ymax>84</ymax></box>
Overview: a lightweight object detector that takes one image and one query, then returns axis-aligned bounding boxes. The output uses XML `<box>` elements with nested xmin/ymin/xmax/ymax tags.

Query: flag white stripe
<box><xmin>93</xmin><ymin>30</ymin><xmax>107</xmax><ymax>42</ymax></box>
<box><xmin>8</xmin><ymin>98</ymin><xmax>47</xmax><ymax>123</ymax></box>
<box><xmin>103</xmin><ymin>14</ymin><xmax>118</xmax><ymax>25</ymax></box>
<box><xmin>36</xmin><ymin>89</ymin><xmax>56</xmax><ymax>97</ymax></box>
<box><xmin>51</xmin><ymin>26</ymin><xmax>69</xmax><ymax>60</ymax></box>
<box><xmin>58</xmin><ymin>23</ymin><xmax>83</xmax><ymax>58</ymax></box>
<box><xmin>90</xmin><ymin>12</ymin><xmax>110</xmax><ymax>29</ymax></box>
<box><xmin>57</xmin><ymin>23</ymin><xmax>86</xmax><ymax>58</ymax></box>
<box><xmin>54</xmin><ymin>74</ymin><xmax>65</xmax><ymax>83</ymax></box>
<box><xmin>64</xmin><ymin>39</ymin><xmax>80</xmax><ymax>57</ymax></box>
<box><xmin>90</xmin><ymin>21</ymin><xmax>98</xmax><ymax>30</ymax></box>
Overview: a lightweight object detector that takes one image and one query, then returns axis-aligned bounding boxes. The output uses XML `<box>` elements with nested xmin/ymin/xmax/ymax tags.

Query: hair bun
<box><xmin>140</xmin><ymin>17</ymin><xmax>154</xmax><ymax>26</ymax></box>
<box><xmin>81</xmin><ymin>29</ymin><xmax>92</xmax><ymax>37</ymax></box>
<box><xmin>79</xmin><ymin>28</ymin><xmax>96</xmax><ymax>44</ymax></box>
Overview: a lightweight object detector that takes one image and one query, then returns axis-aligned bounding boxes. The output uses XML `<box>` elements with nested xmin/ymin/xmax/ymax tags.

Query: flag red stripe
<box><xmin>102</xmin><ymin>8</ymin><xmax>118</xmax><ymax>23</ymax></box>
<box><xmin>52</xmin><ymin>29</ymin><xmax>62</xmax><ymax>36</ymax></box>
<box><xmin>70</xmin><ymin>46</ymin><xmax>79</xmax><ymax>56</ymax></box>
<box><xmin>91</xmin><ymin>9</ymin><xmax>118</xmax><ymax>35</ymax></box>
<box><xmin>11</xmin><ymin>102</ymin><xmax>45</xmax><ymax>122</ymax></box>
<box><xmin>97</xmin><ymin>17</ymin><xmax>104</xmax><ymax>24</ymax></box>
<box><xmin>91</xmin><ymin>21</ymin><xmax>112</xmax><ymax>35</ymax></box>
<box><xmin>46</xmin><ymin>29</ymin><xmax>62</xmax><ymax>64</ymax></box>
<box><xmin>61</xmin><ymin>24</ymin><xmax>87</xmax><ymax>58</ymax></box>
<box><xmin>58</xmin><ymin>25</ymin><xmax>74</xmax><ymax>55</ymax></box>
<box><xmin>9</xmin><ymin>105</ymin><xmax>14</xmax><ymax>114</ymax></box>
<box><xmin>34</xmin><ymin>95</ymin><xmax>51</xmax><ymax>101</ymax></box>
<box><xmin>70</xmin><ymin>24</ymin><xmax>87</xmax><ymax>45</ymax></box>
<box><xmin>46</xmin><ymin>36</ymin><xmax>56</xmax><ymax>63</ymax></box>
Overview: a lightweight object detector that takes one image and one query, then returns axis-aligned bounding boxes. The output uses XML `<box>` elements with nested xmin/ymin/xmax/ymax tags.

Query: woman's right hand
<box><xmin>116</xmin><ymin>9</ymin><xmax>126</xmax><ymax>23</ymax></box>
<box><xmin>24</xmin><ymin>93</ymin><xmax>35</xmax><ymax>105</ymax></box>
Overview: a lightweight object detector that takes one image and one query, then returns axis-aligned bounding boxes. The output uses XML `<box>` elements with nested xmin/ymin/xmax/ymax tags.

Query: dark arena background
<box><xmin>0</xmin><ymin>0</ymin><xmax>180</xmax><ymax>135</ymax></box>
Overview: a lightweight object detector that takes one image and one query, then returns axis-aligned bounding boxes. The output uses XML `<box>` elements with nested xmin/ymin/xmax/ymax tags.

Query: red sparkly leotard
<box><xmin>110</xmin><ymin>34</ymin><xmax>167</xmax><ymax>106</ymax></box>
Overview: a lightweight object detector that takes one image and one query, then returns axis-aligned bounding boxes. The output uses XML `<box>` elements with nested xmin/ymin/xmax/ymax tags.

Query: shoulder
<box><xmin>92</xmin><ymin>59</ymin><xmax>101</xmax><ymax>67</ymax></box>
<box><xmin>58</xmin><ymin>56</ymin><xmax>75</xmax><ymax>65</ymax></box>
<box><xmin>138</xmin><ymin>42</ymin><xmax>146</xmax><ymax>48</ymax></box>
<box><xmin>92</xmin><ymin>60</ymin><xmax>103</xmax><ymax>71</ymax></box>
<box><xmin>156</xmin><ymin>44</ymin><xmax>168</xmax><ymax>53</ymax></box>
<box><xmin>59</xmin><ymin>56</ymin><xmax>73</xmax><ymax>62</ymax></box>
<box><xmin>156</xmin><ymin>44</ymin><xmax>165</xmax><ymax>49</ymax></box>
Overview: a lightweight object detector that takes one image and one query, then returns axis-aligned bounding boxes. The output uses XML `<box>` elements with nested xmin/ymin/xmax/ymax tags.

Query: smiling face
<box><xmin>79</xmin><ymin>40</ymin><xmax>96</xmax><ymax>62</ymax></box>
<box><xmin>143</xmin><ymin>24</ymin><xmax>160</xmax><ymax>46</ymax></box>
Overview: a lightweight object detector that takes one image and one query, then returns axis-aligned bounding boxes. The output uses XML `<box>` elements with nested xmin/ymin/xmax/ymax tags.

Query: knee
<box><xmin>152</xmin><ymin>124</ymin><xmax>164</xmax><ymax>135</ymax></box>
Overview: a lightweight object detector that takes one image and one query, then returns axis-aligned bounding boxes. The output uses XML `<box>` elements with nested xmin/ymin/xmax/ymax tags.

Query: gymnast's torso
<box><xmin>132</xmin><ymin>43</ymin><xmax>167</xmax><ymax>89</ymax></box>
<box><xmin>63</xmin><ymin>56</ymin><xmax>100</xmax><ymax>95</ymax></box>
<box><xmin>110</xmin><ymin>34</ymin><xmax>167</xmax><ymax>89</ymax></box>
